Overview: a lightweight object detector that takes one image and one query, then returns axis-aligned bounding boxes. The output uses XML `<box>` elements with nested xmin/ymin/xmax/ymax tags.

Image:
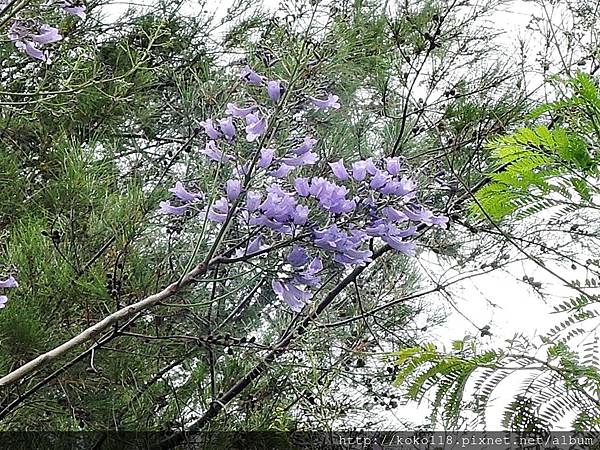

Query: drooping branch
<box><xmin>0</xmin><ymin>259</ymin><xmax>213</xmax><ymax>388</ymax></box>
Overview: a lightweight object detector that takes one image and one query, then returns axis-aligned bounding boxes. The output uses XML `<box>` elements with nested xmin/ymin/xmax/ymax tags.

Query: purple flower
<box><xmin>207</xmin><ymin>197</ymin><xmax>229</xmax><ymax>223</ymax></box>
<box><xmin>201</xmin><ymin>141</ymin><xmax>231</xmax><ymax>163</ymax></box>
<box><xmin>267</xmin><ymin>80</ymin><xmax>282</xmax><ymax>103</ymax></box>
<box><xmin>226</xmin><ymin>179</ymin><xmax>242</xmax><ymax>201</ymax></box>
<box><xmin>59</xmin><ymin>1</ymin><xmax>86</xmax><ymax>19</ymax></box>
<box><xmin>309</xmin><ymin>178</ymin><xmax>355</xmax><ymax>214</ymax></box>
<box><xmin>250</xmin><ymin>215</ymin><xmax>291</xmax><ymax>234</ymax></box>
<box><xmin>403</xmin><ymin>205</ymin><xmax>446</xmax><ymax>226</ymax></box>
<box><xmin>246</xmin><ymin>235</ymin><xmax>264</xmax><ymax>254</ymax></box>
<box><xmin>292</xmin><ymin>205</ymin><xmax>309</xmax><ymax>225</ymax></box>
<box><xmin>379</xmin><ymin>178</ymin><xmax>416</xmax><ymax>198</ymax></box>
<box><xmin>329</xmin><ymin>159</ymin><xmax>350</xmax><ymax>181</ymax></box>
<box><xmin>240</xmin><ymin>65</ymin><xmax>264</xmax><ymax>85</ymax></box>
<box><xmin>351</xmin><ymin>158</ymin><xmax>379</xmax><ymax>181</ymax></box>
<box><xmin>0</xmin><ymin>276</ymin><xmax>18</xmax><ymax>289</ymax></box>
<box><xmin>271</xmin><ymin>164</ymin><xmax>295</xmax><ymax>178</ymax></box>
<box><xmin>272</xmin><ymin>280</ymin><xmax>312</xmax><ymax>312</ymax></box>
<box><xmin>287</xmin><ymin>246</ymin><xmax>310</xmax><ymax>267</ymax></box>
<box><xmin>258</xmin><ymin>148</ymin><xmax>276</xmax><ymax>168</ymax></box>
<box><xmin>430</xmin><ymin>215</ymin><xmax>449</xmax><ymax>227</ymax></box>
<box><xmin>249</xmin><ymin>184</ymin><xmax>299</xmax><ymax>233</ymax></box>
<box><xmin>0</xmin><ymin>296</ymin><xmax>7</xmax><ymax>309</ymax></box>
<box><xmin>199</xmin><ymin>119</ymin><xmax>220</xmax><ymax>140</ymax></box>
<box><xmin>281</xmin><ymin>151</ymin><xmax>318</xmax><ymax>167</ymax></box>
<box><xmin>294</xmin><ymin>178</ymin><xmax>310</xmax><ymax>197</ymax></box>
<box><xmin>351</xmin><ymin>159</ymin><xmax>379</xmax><ymax>181</ymax></box>
<box><xmin>226</xmin><ymin>103</ymin><xmax>256</xmax><ymax>118</ymax></box>
<box><xmin>370</xmin><ymin>171</ymin><xmax>390</xmax><ymax>189</ymax></box>
<box><xmin>310</xmin><ymin>93</ymin><xmax>341</xmax><ymax>110</ymax></box>
<box><xmin>382</xmin><ymin>206</ymin><xmax>408</xmax><ymax>222</ymax></box>
<box><xmin>292</xmin><ymin>137</ymin><xmax>317</xmax><ymax>155</ymax></box>
<box><xmin>245</xmin><ymin>113</ymin><xmax>267</xmax><ymax>142</ymax></box>
<box><xmin>365</xmin><ymin>221</ymin><xmax>417</xmax><ymax>256</ymax></box>
<box><xmin>159</xmin><ymin>201</ymin><xmax>187</xmax><ymax>215</ymax></box>
<box><xmin>9</xmin><ymin>22</ymin><xmax>62</xmax><ymax>62</ymax></box>
<box><xmin>313</xmin><ymin>225</ymin><xmax>371</xmax><ymax>266</ymax></box>
<box><xmin>365</xmin><ymin>221</ymin><xmax>416</xmax><ymax>238</ymax></box>
<box><xmin>385</xmin><ymin>157</ymin><xmax>401</xmax><ymax>176</ymax></box>
<box><xmin>246</xmin><ymin>191</ymin><xmax>262</xmax><ymax>212</ymax></box>
<box><xmin>169</xmin><ymin>181</ymin><xmax>203</xmax><ymax>203</ymax></box>
<box><xmin>334</xmin><ymin>248</ymin><xmax>373</xmax><ymax>266</ymax></box>
<box><xmin>294</xmin><ymin>257</ymin><xmax>323</xmax><ymax>287</ymax></box>
<box><xmin>31</xmin><ymin>25</ymin><xmax>63</xmax><ymax>44</ymax></box>
<box><xmin>384</xmin><ymin>239</ymin><xmax>416</xmax><ymax>256</ymax></box>
<box><xmin>218</xmin><ymin>117</ymin><xmax>236</xmax><ymax>141</ymax></box>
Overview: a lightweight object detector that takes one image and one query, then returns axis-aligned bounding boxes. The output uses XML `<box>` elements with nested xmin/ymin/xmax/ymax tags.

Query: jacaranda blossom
<box><xmin>0</xmin><ymin>276</ymin><xmax>18</xmax><ymax>289</ymax></box>
<box><xmin>268</xmin><ymin>80</ymin><xmax>282</xmax><ymax>103</ymax></box>
<box><xmin>245</xmin><ymin>113</ymin><xmax>267</xmax><ymax>142</ymax></box>
<box><xmin>219</xmin><ymin>117</ymin><xmax>236</xmax><ymax>141</ymax></box>
<box><xmin>199</xmin><ymin>119</ymin><xmax>220</xmax><ymax>140</ymax></box>
<box><xmin>226</xmin><ymin>179</ymin><xmax>242</xmax><ymax>201</ymax></box>
<box><xmin>292</xmin><ymin>205</ymin><xmax>309</xmax><ymax>225</ymax></box>
<box><xmin>8</xmin><ymin>22</ymin><xmax>62</xmax><ymax>61</ymax></box>
<box><xmin>309</xmin><ymin>178</ymin><xmax>356</xmax><ymax>214</ymax></box>
<box><xmin>281</xmin><ymin>151</ymin><xmax>318</xmax><ymax>167</ymax></box>
<box><xmin>240</xmin><ymin>65</ymin><xmax>263</xmax><ymax>85</ymax></box>
<box><xmin>313</xmin><ymin>225</ymin><xmax>372</xmax><ymax>266</ymax></box>
<box><xmin>294</xmin><ymin>178</ymin><xmax>310</xmax><ymax>197</ymax></box>
<box><xmin>378</xmin><ymin>178</ymin><xmax>416</xmax><ymax>198</ymax></box>
<box><xmin>294</xmin><ymin>257</ymin><xmax>322</xmax><ymax>287</ymax></box>
<box><xmin>271</xmin><ymin>164</ymin><xmax>295</xmax><ymax>178</ymax></box>
<box><xmin>0</xmin><ymin>275</ymin><xmax>18</xmax><ymax>310</ymax></box>
<box><xmin>245</xmin><ymin>191</ymin><xmax>263</xmax><ymax>212</ymax></box>
<box><xmin>169</xmin><ymin>182</ymin><xmax>203</xmax><ymax>202</ymax></box>
<box><xmin>365</xmin><ymin>221</ymin><xmax>417</xmax><ymax>256</ymax></box>
<box><xmin>351</xmin><ymin>158</ymin><xmax>378</xmax><ymax>181</ymax></box>
<box><xmin>385</xmin><ymin>157</ymin><xmax>402</xmax><ymax>176</ymax></box>
<box><xmin>258</xmin><ymin>148</ymin><xmax>276</xmax><ymax>168</ymax></box>
<box><xmin>201</xmin><ymin>141</ymin><xmax>231</xmax><ymax>163</ymax></box>
<box><xmin>159</xmin><ymin>201</ymin><xmax>187</xmax><ymax>216</ymax></box>
<box><xmin>292</xmin><ymin>137</ymin><xmax>317</xmax><ymax>155</ymax></box>
<box><xmin>226</xmin><ymin>103</ymin><xmax>256</xmax><ymax>118</ymax></box>
<box><xmin>382</xmin><ymin>206</ymin><xmax>408</xmax><ymax>222</ymax></box>
<box><xmin>207</xmin><ymin>198</ymin><xmax>229</xmax><ymax>223</ymax></box>
<box><xmin>155</xmin><ymin>66</ymin><xmax>451</xmax><ymax>314</ymax></box>
<box><xmin>403</xmin><ymin>205</ymin><xmax>448</xmax><ymax>227</ymax></box>
<box><xmin>310</xmin><ymin>93</ymin><xmax>341</xmax><ymax>110</ymax></box>
<box><xmin>370</xmin><ymin>171</ymin><xmax>390</xmax><ymax>190</ymax></box>
<box><xmin>287</xmin><ymin>245</ymin><xmax>310</xmax><ymax>267</ymax></box>
<box><xmin>272</xmin><ymin>280</ymin><xmax>312</xmax><ymax>312</ymax></box>
<box><xmin>329</xmin><ymin>159</ymin><xmax>350</xmax><ymax>181</ymax></box>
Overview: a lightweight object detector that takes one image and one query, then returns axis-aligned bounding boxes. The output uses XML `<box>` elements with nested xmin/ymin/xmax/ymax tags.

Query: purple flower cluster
<box><xmin>0</xmin><ymin>275</ymin><xmax>18</xmax><ymax>309</ymax></box>
<box><xmin>158</xmin><ymin>65</ymin><xmax>448</xmax><ymax>312</ymax></box>
<box><xmin>7</xmin><ymin>2</ymin><xmax>85</xmax><ymax>62</ymax></box>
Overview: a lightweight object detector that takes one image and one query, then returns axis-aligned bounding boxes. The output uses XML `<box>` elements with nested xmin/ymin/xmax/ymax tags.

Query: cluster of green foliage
<box><xmin>473</xmin><ymin>72</ymin><xmax>599</xmax><ymax>221</ymax></box>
